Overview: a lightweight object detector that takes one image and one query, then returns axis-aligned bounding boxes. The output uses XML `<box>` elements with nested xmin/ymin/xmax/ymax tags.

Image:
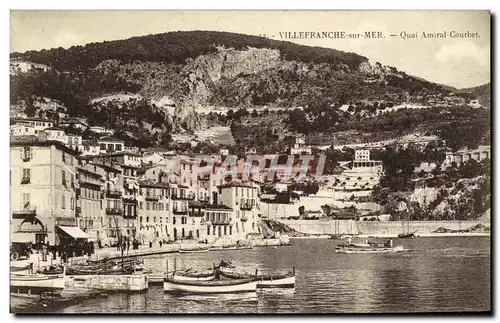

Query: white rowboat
<box><xmin>10</xmin><ymin>270</ymin><xmax>66</xmax><ymax>296</ymax></box>
<box><xmin>164</xmin><ymin>277</ymin><xmax>256</xmax><ymax>294</ymax></box>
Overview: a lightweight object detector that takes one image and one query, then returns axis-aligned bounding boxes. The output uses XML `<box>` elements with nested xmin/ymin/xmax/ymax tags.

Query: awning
<box><xmin>57</xmin><ymin>226</ymin><xmax>90</xmax><ymax>239</ymax></box>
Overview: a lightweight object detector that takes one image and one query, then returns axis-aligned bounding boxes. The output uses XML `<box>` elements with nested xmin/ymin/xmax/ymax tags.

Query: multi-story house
<box><xmin>97</xmin><ymin>136</ymin><xmax>125</xmax><ymax>154</ymax></box>
<box><xmin>76</xmin><ymin>163</ymin><xmax>106</xmax><ymax>241</ymax></box>
<box><xmin>86</xmin><ymin>161</ymin><xmax>127</xmax><ymax>240</ymax></box>
<box><xmin>170</xmin><ymin>184</ymin><xmax>200</xmax><ymax>240</ymax></box>
<box><xmin>218</xmin><ymin>182</ymin><xmax>261</xmax><ymax>240</ymax></box>
<box><xmin>10</xmin><ymin>136</ymin><xmax>82</xmax><ymax>246</ymax></box>
<box><xmin>90</xmin><ymin>151</ymin><xmax>141</xmax><ymax>228</ymax></box>
<box><xmin>13</xmin><ymin>118</ymin><xmax>54</xmax><ymax>133</ymax></box>
<box><xmin>10</xmin><ymin>123</ymin><xmax>36</xmax><ymax>136</ymax></box>
<box><xmin>137</xmin><ymin>181</ymin><xmax>171</xmax><ymax>243</ymax></box>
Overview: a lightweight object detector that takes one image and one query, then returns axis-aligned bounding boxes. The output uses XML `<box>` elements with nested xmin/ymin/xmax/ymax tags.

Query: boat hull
<box><xmin>164</xmin><ymin>278</ymin><xmax>256</xmax><ymax>294</ymax></box>
<box><xmin>335</xmin><ymin>245</ymin><xmax>404</xmax><ymax>254</ymax></box>
<box><xmin>10</xmin><ymin>273</ymin><xmax>65</xmax><ymax>296</ymax></box>
<box><xmin>178</xmin><ymin>249</ymin><xmax>210</xmax><ymax>254</ymax></box>
<box><xmin>257</xmin><ymin>275</ymin><xmax>295</xmax><ymax>288</ymax></box>
<box><xmin>172</xmin><ymin>274</ymin><xmax>215</xmax><ymax>281</ymax></box>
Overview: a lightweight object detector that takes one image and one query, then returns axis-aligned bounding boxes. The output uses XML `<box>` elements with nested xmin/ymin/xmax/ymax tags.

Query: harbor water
<box><xmin>52</xmin><ymin>237</ymin><xmax>489</xmax><ymax>313</ymax></box>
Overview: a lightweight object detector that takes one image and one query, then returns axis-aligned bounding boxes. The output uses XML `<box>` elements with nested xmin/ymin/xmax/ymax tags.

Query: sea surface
<box><xmin>58</xmin><ymin>237</ymin><xmax>490</xmax><ymax>313</ymax></box>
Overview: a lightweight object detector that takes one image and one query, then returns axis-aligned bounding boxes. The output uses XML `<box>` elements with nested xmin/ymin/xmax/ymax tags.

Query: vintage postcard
<box><xmin>9</xmin><ymin>10</ymin><xmax>491</xmax><ymax>314</ymax></box>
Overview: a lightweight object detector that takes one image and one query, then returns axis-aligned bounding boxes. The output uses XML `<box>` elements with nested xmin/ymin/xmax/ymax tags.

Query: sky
<box><xmin>10</xmin><ymin>10</ymin><xmax>491</xmax><ymax>88</ymax></box>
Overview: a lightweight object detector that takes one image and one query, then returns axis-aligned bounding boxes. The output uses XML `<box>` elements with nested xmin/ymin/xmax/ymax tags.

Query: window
<box><xmin>70</xmin><ymin>198</ymin><xmax>75</xmax><ymax>210</ymax></box>
<box><xmin>146</xmin><ymin>202</ymin><xmax>150</xmax><ymax>210</ymax></box>
<box><xmin>21</xmin><ymin>168</ymin><xmax>31</xmax><ymax>184</ymax></box>
<box><xmin>62</xmin><ymin>170</ymin><xmax>66</xmax><ymax>187</ymax></box>
<box><xmin>22</xmin><ymin>193</ymin><xmax>30</xmax><ymax>209</ymax></box>
<box><xmin>62</xmin><ymin>195</ymin><xmax>66</xmax><ymax>209</ymax></box>
<box><xmin>140</xmin><ymin>216</ymin><xmax>143</xmax><ymax>223</ymax></box>
<box><xmin>146</xmin><ymin>216</ymin><xmax>150</xmax><ymax>223</ymax></box>
<box><xmin>139</xmin><ymin>202</ymin><xmax>143</xmax><ymax>210</ymax></box>
<box><xmin>207</xmin><ymin>226</ymin><xmax>210</xmax><ymax>235</ymax></box>
<box><xmin>153</xmin><ymin>217</ymin><xmax>156</xmax><ymax>223</ymax></box>
<box><xmin>22</xmin><ymin>147</ymin><xmax>31</xmax><ymax>161</ymax></box>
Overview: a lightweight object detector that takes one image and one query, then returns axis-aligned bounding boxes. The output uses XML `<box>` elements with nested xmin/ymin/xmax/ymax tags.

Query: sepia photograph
<box><xmin>8</xmin><ymin>10</ymin><xmax>491</xmax><ymax>314</ymax></box>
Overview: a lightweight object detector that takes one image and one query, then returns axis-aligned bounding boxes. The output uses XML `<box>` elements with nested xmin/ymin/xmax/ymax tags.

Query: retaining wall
<box><xmin>66</xmin><ymin>274</ymin><xmax>148</xmax><ymax>292</ymax></box>
<box><xmin>278</xmin><ymin>220</ymin><xmax>487</xmax><ymax>236</ymax></box>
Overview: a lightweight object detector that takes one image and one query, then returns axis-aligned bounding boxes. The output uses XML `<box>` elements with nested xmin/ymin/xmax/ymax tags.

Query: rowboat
<box><xmin>216</xmin><ymin>261</ymin><xmax>296</xmax><ymax>288</ymax></box>
<box><xmin>335</xmin><ymin>243</ymin><xmax>404</xmax><ymax>254</ymax></box>
<box><xmin>220</xmin><ymin>271</ymin><xmax>296</xmax><ymax>288</ymax></box>
<box><xmin>172</xmin><ymin>269</ymin><xmax>216</xmax><ymax>281</ymax></box>
<box><xmin>164</xmin><ymin>277</ymin><xmax>256</xmax><ymax>294</ymax></box>
<box><xmin>178</xmin><ymin>247</ymin><xmax>210</xmax><ymax>254</ymax></box>
<box><xmin>10</xmin><ymin>267</ymin><xmax>66</xmax><ymax>296</ymax></box>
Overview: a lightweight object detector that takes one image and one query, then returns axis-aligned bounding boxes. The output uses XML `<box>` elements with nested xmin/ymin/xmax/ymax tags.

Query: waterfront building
<box><xmin>218</xmin><ymin>182</ymin><xmax>261</xmax><ymax>238</ymax></box>
<box><xmin>137</xmin><ymin>180</ymin><xmax>171</xmax><ymax>243</ymax></box>
<box><xmin>170</xmin><ymin>184</ymin><xmax>198</xmax><ymax>240</ymax></box>
<box><xmin>10</xmin><ymin>136</ymin><xmax>82</xmax><ymax>245</ymax></box>
<box><xmin>76</xmin><ymin>163</ymin><xmax>106</xmax><ymax>241</ymax></box>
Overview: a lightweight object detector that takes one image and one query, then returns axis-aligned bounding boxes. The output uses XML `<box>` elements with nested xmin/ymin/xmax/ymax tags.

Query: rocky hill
<box><xmin>10</xmin><ymin>31</ymin><xmax>464</xmax><ymax>148</ymax></box>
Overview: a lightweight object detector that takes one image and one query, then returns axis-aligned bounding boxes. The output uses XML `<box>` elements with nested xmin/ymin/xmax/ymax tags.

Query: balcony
<box><xmin>145</xmin><ymin>194</ymin><xmax>159</xmax><ymax>201</ymax></box>
<box><xmin>62</xmin><ymin>180</ymin><xmax>67</xmax><ymax>188</ymax></box>
<box><xmin>106</xmin><ymin>190</ymin><xmax>122</xmax><ymax>199</ymax></box>
<box><xmin>240</xmin><ymin>203</ymin><xmax>254</xmax><ymax>211</ymax></box>
<box><xmin>212</xmin><ymin>218</ymin><xmax>231</xmax><ymax>225</ymax></box>
<box><xmin>173</xmin><ymin>208</ymin><xmax>189</xmax><ymax>215</ymax></box>
<box><xmin>189</xmin><ymin>211</ymin><xmax>203</xmax><ymax>217</ymax></box>
<box><xmin>12</xmin><ymin>206</ymin><xmax>37</xmax><ymax>219</ymax></box>
<box><xmin>171</xmin><ymin>193</ymin><xmax>195</xmax><ymax>200</ymax></box>
<box><xmin>23</xmin><ymin>155</ymin><xmax>31</xmax><ymax>162</ymax></box>
<box><xmin>21</xmin><ymin>177</ymin><xmax>31</xmax><ymax>185</ymax></box>
<box><xmin>106</xmin><ymin>207</ymin><xmax>123</xmax><ymax>215</ymax></box>
<box><xmin>240</xmin><ymin>214</ymin><xmax>248</xmax><ymax>221</ymax></box>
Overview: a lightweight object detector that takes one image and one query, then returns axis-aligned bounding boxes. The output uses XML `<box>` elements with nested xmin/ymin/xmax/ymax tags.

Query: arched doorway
<box><xmin>17</xmin><ymin>217</ymin><xmax>46</xmax><ymax>245</ymax></box>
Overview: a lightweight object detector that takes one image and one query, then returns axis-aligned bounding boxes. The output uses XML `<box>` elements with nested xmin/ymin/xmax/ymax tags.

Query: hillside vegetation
<box><xmin>10</xmin><ymin>31</ymin><xmax>489</xmax><ymax>150</ymax></box>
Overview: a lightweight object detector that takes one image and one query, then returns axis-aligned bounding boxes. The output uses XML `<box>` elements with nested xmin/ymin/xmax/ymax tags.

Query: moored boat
<box><xmin>398</xmin><ymin>231</ymin><xmax>417</xmax><ymax>239</ymax></box>
<box><xmin>164</xmin><ymin>277</ymin><xmax>256</xmax><ymax>294</ymax></box>
<box><xmin>10</xmin><ymin>267</ymin><xmax>66</xmax><ymax>296</ymax></box>
<box><xmin>172</xmin><ymin>269</ymin><xmax>216</xmax><ymax>281</ymax></box>
<box><xmin>220</xmin><ymin>270</ymin><xmax>296</xmax><ymax>288</ymax></box>
<box><xmin>335</xmin><ymin>239</ymin><xmax>404</xmax><ymax>254</ymax></box>
<box><xmin>216</xmin><ymin>261</ymin><xmax>296</xmax><ymax>288</ymax></box>
<box><xmin>179</xmin><ymin>247</ymin><xmax>210</xmax><ymax>254</ymax></box>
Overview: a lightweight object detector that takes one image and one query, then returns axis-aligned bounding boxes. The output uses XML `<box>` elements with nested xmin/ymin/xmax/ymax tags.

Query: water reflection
<box><xmin>59</xmin><ymin>237</ymin><xmax>489</xmax><ymax>313</ymax></box>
